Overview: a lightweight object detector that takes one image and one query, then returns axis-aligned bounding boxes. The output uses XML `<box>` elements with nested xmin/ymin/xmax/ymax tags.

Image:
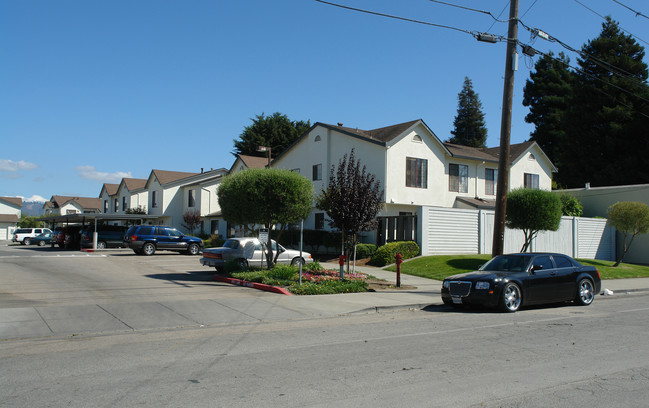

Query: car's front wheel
<box><xmin>96</xmin><ymin>241</ymin><xmax>106</xmax><ymax>250</ymax></box>
<box><xmin>499</xmin><ymin>282</ymin><xmax>522</xmax><ymax>312</ymax></box>
<box><xmin>290</xmin><ymin>257</ymin><xmax>305</xmax><ymax>267</ymax></box>
<box><xmin>142</xmin><ymin>243</ymin><xmax>156</xmax><ymax>256</ymax></box>
<box><xmin>186</xmin><ymin>243</ymin><xmax>200</xmax><ymax>255</ymax></box>
<box><xmin>38</xmin><ymin>240</ymin><xmax>46</xmax><ymax>246</ymax></box>
<box><xmin>575</xmin><ymin>278</ymin><xmax>595</xmax><ymax>306</ymax></box>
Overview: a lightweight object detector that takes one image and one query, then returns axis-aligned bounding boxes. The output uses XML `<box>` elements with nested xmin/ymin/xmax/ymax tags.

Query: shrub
<box><xmin>559</xmin><ymin>194</ymin><xmax>584</xmax><ymax>217</ymax></box>
<box><xmin>369</xmin><ymin>241</ymin><xmax>420</xmax><ymax>266</ymax></box>
<box><xmin>289</xmin><ymin>279</ymin><xmax>368</xmax><ymax>295</ymax></box>
<box><xmin>355</xmin><ymin>243</ymin><xmax>377</xmax><ymax>259</ymax></box>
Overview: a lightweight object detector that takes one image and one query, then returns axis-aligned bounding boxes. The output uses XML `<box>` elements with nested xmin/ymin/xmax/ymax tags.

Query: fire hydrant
<box><xmin>395</xmin><ymin>253</ymin><xmax>403</xmax><ymax>287</ymax></box>
<box><xmin>339</xmin><ymin>254</ymin><xmax>346</xmax><ymax>280</ymax></box>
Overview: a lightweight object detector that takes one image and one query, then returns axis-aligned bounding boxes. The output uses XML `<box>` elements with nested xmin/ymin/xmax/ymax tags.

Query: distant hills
<box><xmin>22</xmin><ymin>201</ymin><xmax>44</xmax><ymax>217</ymax></box>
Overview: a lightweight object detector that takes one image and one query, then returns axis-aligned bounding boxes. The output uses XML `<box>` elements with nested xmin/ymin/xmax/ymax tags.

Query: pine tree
<box><xmin>566</xmin><ymin>18</ymin><xmax>649</xmax><ymax>187</ymax></box>
<box><xmin>448</xmin><ymin>77</ymin><xmax>488</xmax><ymax>148</ymax></box>
<box><xmin>522</xmin><ymin>52</ymin><xmax>574</xmax><ymax>171</ymax></box>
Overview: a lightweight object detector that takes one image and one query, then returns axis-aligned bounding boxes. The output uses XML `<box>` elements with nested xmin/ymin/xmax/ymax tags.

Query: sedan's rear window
<box><xmin>223</xmin><ymin>240</ymin><xmax>240</xmax><ymax>249</ymax></box>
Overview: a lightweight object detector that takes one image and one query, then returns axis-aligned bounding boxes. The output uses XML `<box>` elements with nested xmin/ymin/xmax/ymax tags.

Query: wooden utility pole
<box><xmin>492</xmin><ymin>0</ymin><xmax>519</xmax><ymax>257</ymax></box>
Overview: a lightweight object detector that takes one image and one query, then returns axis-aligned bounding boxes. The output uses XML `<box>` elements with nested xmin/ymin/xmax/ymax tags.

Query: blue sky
<box><xmin>2</xmin><ymin>0</ymin><xmax>648</xmax><ymax>202</ymax></box>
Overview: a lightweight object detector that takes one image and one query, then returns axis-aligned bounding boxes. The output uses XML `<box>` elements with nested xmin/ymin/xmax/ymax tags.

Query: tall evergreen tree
<box><xmin>522</xmin><ymin>52</ymin><xmax>575</xmax><ymax>170</ymax></box>
<box><xmin>566</xmin><ymin>18</ymin><xmax>649</xmax><ymax>187</ymax></box>
<box><xmin>232</xmin><ymin>112</ymin><xmax>311</xmax><ymax>158</ymax></box>
<box><xmin>448</xmin><ymin>77</ymin><xmax>488</xmax><ymax>148</ymax></box>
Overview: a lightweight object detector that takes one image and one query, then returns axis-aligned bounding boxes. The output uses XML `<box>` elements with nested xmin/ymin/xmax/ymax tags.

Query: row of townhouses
<box><xmin>38</xmin><ymin>119</ymin><xmax>557</xmax><ymax>246</ymax></box>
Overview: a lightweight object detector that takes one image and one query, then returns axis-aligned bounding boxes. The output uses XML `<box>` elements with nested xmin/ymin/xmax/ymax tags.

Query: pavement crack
<box><xmin>96</xmin><ymin>304</ymin><xmax>135</xmax><ymax>331</ymax></box>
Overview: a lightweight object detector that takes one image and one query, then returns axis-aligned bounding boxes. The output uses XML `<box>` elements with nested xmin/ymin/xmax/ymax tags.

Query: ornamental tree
<box><xmin>607</xmin><ymin>201</ymin><xmax>649</xmax><ymax>267</ymax></box>
<box><xmin>315</xmin><ymin>149</ymin><xmax>383</xmax><ymax>272</ymax></box>
<box><xmin>217</xmin><ymin>168</ymin><xmax>313</xmax><ymax>268</ymax></box>
<box><xmin>505</xmin><ymin>188</ymin><xmax>562</xmax><ymax>252</ymax></box>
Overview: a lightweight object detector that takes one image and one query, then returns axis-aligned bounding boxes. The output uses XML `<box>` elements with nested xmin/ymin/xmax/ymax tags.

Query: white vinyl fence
<box><xmin>417</xmin><ymin>206</ymin><xmax>615</xmax><ymax>260</ymax></box>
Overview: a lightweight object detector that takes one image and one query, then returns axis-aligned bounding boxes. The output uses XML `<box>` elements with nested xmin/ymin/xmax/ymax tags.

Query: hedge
<box><xmin>368</xmin><ymin>241</ymin><xmax>420</xmax><ymax>267</ymax></box>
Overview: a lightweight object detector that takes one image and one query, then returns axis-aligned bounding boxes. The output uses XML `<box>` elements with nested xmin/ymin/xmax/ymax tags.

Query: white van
<box><xmin>12</xmin><ymin>228</ymin><xmax>52</xmax><ymax>245</ymax></box>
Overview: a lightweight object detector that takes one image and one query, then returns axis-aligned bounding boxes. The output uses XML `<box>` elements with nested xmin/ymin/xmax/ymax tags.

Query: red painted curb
<box><xmin>80</xmin><ymin>248</ymin><xmax>95</xmax><ymax>253</ymax></box>
<box><xmin>213</xmin><ymin>275</ymin><xmax>293</xmax><ymax>296</ymax></box>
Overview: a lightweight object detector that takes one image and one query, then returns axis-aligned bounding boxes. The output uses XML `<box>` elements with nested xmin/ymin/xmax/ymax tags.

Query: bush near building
<box><xmin>369</xmin><ymin>241</ymin><xmax>420</xmax><ymax>266</ymax></box>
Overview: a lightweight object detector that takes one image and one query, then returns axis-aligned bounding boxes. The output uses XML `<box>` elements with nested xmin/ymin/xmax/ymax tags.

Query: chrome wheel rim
<box><xmin>504</xmin><ymin>284</ymin><xmax>521</xmax><ymax>311</ymax></box>
<box><xmin>144</xmin><ymin>244</ymin><xmax>154</xmax><ymax>255</ymax></box>
<box><xmin>97</xmin><ymin>242</ymin><xmax>106</xmax><ymax>250</ymax></box>
<box><xmin>189</xmin><ymin>244</ymin><xmax>199</xmax><ymax>255</ymax></box>
<box><xmin>579</xmin><ymin>280</ymin><xmax>594</xmax><ymax>304</ymax></box>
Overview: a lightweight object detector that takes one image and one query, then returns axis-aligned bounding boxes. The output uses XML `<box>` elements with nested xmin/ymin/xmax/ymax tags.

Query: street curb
<box><xmin>213</xmin><ymin>275</ymin><xmax>293</xmax><ymax>296</ymax></box>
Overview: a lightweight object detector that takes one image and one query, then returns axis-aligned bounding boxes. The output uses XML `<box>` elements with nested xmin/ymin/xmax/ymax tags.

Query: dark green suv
<box><xmin>123</xmin><ymin>225</ymin><xmax>203</xmax><ymax>256</ymax></box>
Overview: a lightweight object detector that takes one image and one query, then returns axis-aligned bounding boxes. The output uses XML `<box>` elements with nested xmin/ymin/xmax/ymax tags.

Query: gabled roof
<box><xmin>149</xmin><ymin>169</ymin><xmax>200</xmax><ymax>186</ymax></box>
<box><xmin>0</xmin><ymin>197</ymin><xmax>23</xmax><ymax>208</ymax></box>
<box><xmin>230</xmin><ymin>154</ymin><xmax>268</xmax><ymax>170</ymax></box>
<box><xmin>100</xmin><ymin>183</ymin><xmax>119</xmax><ymax>197</ymax></box>
<box><xmin>49</xmin><ymin>195</ymin><xmax>102</xmax><ymax>211</ymax></box>
<box><xmin>273</xmin><ymin>119</ymin><xmax>450</xmax><ymax>164</ymax></box>
<box><xmin>123</xmin><ymin>178</ymin><xmax>147</xmax><ymax>191</ymax></box>
<box><xmin>484</xmin><ymin>141</ymin><xmax>557</xmax><ymax>172</ymax></box>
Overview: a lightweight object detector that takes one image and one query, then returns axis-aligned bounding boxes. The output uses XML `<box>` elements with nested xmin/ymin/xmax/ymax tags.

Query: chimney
<box><xmin>337</xmin><ymin>122</ymin><xmax>343</xmax><ymax>127</ymax></box>
<box><xmin>201</xmin><ymin>168</ymin><xmax>204</xmax><ymax>174</ymax></box>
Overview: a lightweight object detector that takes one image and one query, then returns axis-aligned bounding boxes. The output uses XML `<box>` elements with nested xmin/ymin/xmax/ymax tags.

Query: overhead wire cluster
<box><xmin>314</xmin><ymin>0</ymin><xmax>649</xmax><ymax>115</ymax></box>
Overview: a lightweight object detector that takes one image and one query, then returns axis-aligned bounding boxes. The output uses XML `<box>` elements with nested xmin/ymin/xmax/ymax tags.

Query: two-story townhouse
<box><xmin>181</xmin><ymin>168</ymin><xmax>229</xmax><ymax>236</ymax></box>
<box><xmin>43</xmin><ymin>196</ymin><xmax>102</xmax><ymax>216</ymax></box>
<box><xmin>99</xmin><ymin>183</ymin><xmax>119</xmax><ymax>214</ymax></box>
<box><xmin>116</xmin><ymin>178</ymin><xmax>148</xmax><ymax>214</ymax></box>
<box><xmin>0</xmin><ymin>197</ymin><xmax>22</xmax><ymax>240</ymax></box>
<box><xmin>272</xmin><ymin>119</ymin><xmax>555</xmax><ymax>244</ymax></box>
<box><xmin>144</xmin><ymin>170</ymin><xmax>200</xmax><ymax>228</ymax></box>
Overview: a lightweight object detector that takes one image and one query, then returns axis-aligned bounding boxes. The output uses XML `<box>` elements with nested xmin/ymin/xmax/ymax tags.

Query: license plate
<box><xmin>452</xmin><ymin>297</ymin><xmax>463</xmax><ymax>304</ymax></box>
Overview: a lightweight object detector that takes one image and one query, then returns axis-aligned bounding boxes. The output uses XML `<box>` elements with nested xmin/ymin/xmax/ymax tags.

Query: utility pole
<box><xmin>492</xmin><ymin>0</ymin><xmax>519</xmax><ymax>257</ymax></box>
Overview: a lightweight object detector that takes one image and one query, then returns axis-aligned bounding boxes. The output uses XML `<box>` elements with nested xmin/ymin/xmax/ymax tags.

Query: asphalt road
<box><xmin>2</xmin><ymin>244</ymin><xmax>649</xmax><ymax>407</ymax></box>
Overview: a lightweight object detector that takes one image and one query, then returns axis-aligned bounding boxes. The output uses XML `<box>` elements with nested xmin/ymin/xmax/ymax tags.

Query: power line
<box><xmin>611</xmin><ymin>0</ymin><xmax>649</xmax><ymax>20</ymax></box>
<box><xmin>314</xmin><ymin>0</ymin><xmax>506</xmax><ymax>41</ymax></box>
<box><xmin>427</xmin><ymin>0</ymin><xmax>510</xmax><ymax>23</ymax></box>
<box><xmin>573</xmin><ymin>0</ymin><xmax>649</xmax><ymax>46</ymax></box>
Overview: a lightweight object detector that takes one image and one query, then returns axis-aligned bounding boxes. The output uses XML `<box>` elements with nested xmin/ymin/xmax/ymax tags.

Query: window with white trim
<box><xmin>524</xmin><ymin>173</ymin><xmax>540</xmax><ymax>189</ymax></box>
<box><xmin>312</xmin><ymin>164</ymin><xmax>322</xmax><ymax>181</ymax></box>
<box><xmin>406</xmin><ymin>157</ymin><xmax>428</xmax><ymax>188</ymax></box>
<box><xmin>449</xmin><ymin>163</ymin><xmax>468</xmax><ymax>193</ymax></box>
<box><xmin>485</xmin><ymin>168</ymin><xmax>497</xmax><ymax>195</ymax></box>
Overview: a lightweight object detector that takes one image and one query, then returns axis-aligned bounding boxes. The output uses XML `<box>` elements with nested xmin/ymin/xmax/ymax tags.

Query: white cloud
<box><xmin>0</xmin><ymin>159</ymin><xmax>38</xmax><ymax>172</ymax></box>
<box><xmin>75</xmin><ymin>166</ymin><xmax>132</xmax><ymax>183</ymax></box>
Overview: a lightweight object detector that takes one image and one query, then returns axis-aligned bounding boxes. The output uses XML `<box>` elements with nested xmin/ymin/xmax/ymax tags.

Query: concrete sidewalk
<box><xmin>2</xmin><ymin>261</ymin><xmax>648</xmax><ymax>341</ymax></box>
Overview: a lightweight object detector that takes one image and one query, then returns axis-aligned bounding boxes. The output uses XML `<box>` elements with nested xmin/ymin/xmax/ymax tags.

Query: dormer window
<box><xmin>412</xmin><ymin>134</ymin><xmax>422</xmax><ymax>143</ymax></box>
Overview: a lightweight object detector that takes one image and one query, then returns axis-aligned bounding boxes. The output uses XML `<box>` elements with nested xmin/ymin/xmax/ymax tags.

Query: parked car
<box><xmin>200</xmin><ymin>237</ymin><xmax>314</xmax><ymax>271</ymax></box>
<box><xmin>440</xmin><ymin>253</ymin><xmax>601</xmax><ymax>313</ymax></box>
<box><xmin>80</xmin><ymin>225</ymin><xmax>127</xmax><ymax>249</ymax></box>
<box><xmin>31</xmin><ymin>231</ymin><xmax>54</xmax><ymax>246</ymax></box>
<box><xmin>63</xmin><ymin>225</ymin><xmax>84</xmax><ymax>249</ymax></box>
<box><xmin>123</xmin><ymin>225</ymin><xmax>203</xmax><ymax>255</ymax></box>
<box><xmin>12</xmin><ymin>228</ymin><xmax>52</xmax><ymax>245</ymax></box>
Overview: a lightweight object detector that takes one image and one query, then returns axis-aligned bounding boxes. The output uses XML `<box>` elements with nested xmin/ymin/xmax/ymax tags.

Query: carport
<box><xmin>37</xmin><ymin>213</ymin><xmax>160</xmax><ymax>250</ymax></box>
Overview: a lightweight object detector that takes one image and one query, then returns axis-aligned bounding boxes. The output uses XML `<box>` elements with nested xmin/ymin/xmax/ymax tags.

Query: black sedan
<box><xmin>441</xmin><ymin>253</ymin><xmax>601</xmax><ymax>312</ymax></box>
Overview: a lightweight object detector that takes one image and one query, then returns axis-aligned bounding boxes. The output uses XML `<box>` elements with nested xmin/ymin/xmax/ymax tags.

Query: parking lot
<box><xmin>0</xmin><ymin>244</ymin><xmax>339</xmax><ymax>339</ymax></box>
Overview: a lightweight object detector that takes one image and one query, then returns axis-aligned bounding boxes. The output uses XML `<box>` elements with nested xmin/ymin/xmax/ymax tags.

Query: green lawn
<box><xmin>384</xmin><ymin>255</ymin><xmax>649</xmax><ymax>281</ymax></box>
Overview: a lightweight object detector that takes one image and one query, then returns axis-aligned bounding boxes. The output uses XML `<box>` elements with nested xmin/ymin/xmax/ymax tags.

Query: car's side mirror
<box><xmin>531</xmin><ymin>264</ymin><xmax>543</xmax><ymax>273</ymax></box>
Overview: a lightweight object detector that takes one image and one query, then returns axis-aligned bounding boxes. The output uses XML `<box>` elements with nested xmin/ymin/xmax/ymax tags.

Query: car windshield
<box><xmin>480</xmin><ymin>255</ymin><xmax>533</xmax><ymax>272</ymax></box>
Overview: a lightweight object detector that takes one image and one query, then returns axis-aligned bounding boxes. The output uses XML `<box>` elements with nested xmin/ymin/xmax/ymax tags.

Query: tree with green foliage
<box><xmin>505</xmin><ymin>188</ymin><xmax>562</xmax><ymax>252</ymax></box>
<box><xmin>559</xmin><ymin>193</ymin><xmax>583</xmax><ymax>217</ymax></box>
<box><xmin>217</xmin><ymin>168</ymin><xmax>313</xmax><ymax>268</ymax></box>
<box><xmin>522</xmin><ymin>52</ymin><xmax>574</xmax><ymax>168</ymax></box>
<box><xmin>448</xmin><ymin>77</ymin><xmax>488</xmax><ymax>148</ymax></box>
<box><xmin>567</xmin><ymin>17</ymin><xmax>649</xmax><ymax>188</ymax></box>
<box><xmin>17</xmin><ymin>215</ymin><xmax>43</xmax><ymax>228</ymax></box>
<box><xmin>607</xmin><ymin>201</ymin><xmax>649</xmax><ymax>267</ymax></box>
<box><xmin>232</xmin><ymin>112</ymin><xmax>311</xmax><ymax>159</ymax></box>
<box><xmin>522</xmin><ymin>19</ymin><xmax>649</xmax><ymax>188</ymax></box>
<box><xmin>315</xmin><ymin>149</ymin><xmax>383</xmax><ymax>272</ymax></box>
